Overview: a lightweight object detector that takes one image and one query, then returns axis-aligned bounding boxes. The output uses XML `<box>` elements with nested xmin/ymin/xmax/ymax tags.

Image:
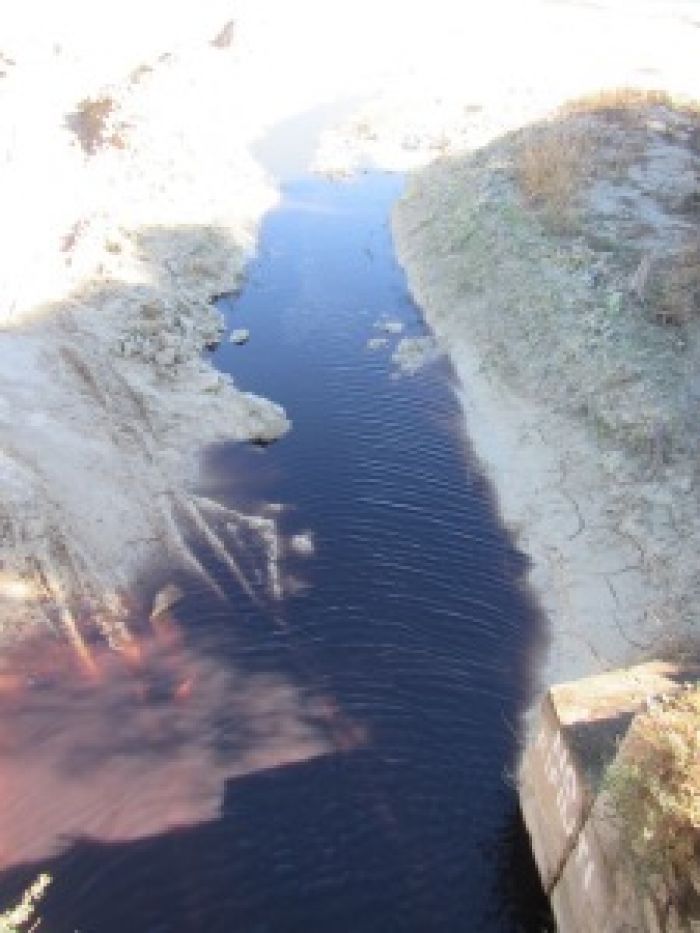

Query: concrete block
<box><xmin>519</xmin><ymin>660</ymin><xmax>700</xmax><ymax>932</ymax></box>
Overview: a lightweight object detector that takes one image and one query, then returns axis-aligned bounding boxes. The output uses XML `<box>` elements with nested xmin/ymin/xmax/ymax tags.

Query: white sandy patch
<box><xmin>315</xmin><ymin>1</ymin><xmax>700</xmax><ymax>176</ymax></box>
<box><xmin>391</xmin><ymin>335</ymin><xmax>443</xmax><ymax>375</ymax></box>
<box><xmin>0</xmin><ymin>4</ymin><xmax>292</xmax><ymax>641</ymax></box>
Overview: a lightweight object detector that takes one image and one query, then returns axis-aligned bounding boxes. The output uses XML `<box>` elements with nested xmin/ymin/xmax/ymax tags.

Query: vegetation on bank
<box><xmin>515</xmin><ymin>88</ymin><xmax>700</xmax><ymax>327</ymax></box>
<box><xmin>396</xmin><ymin>89</ymin><xmax>700</xmax><ymax>664</ymax></box>
<box><xmin>400</xmin><ymin>90</ymin><xmax>700</xmax><ymax>471</ymax></box>
<box><xmin>395</xmin><ymin>91</ymin><xmax>700</xmax><ymax>926</ymax></box>
<box><xmin>604</xmin><ymin>685</ymin><xmax>700</xmax><ymax>929</ymax></box>
<box><xmin>501</xmin><ymin>92</ymin><xmax>700</xmax><ymax>927</ymax></box>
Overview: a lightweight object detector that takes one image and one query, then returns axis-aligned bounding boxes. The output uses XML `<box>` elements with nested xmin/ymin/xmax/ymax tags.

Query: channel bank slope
<box><xmin>393</xmin><ymin>98</ymin><xmax>700</xmax><ymax>690</ymax></box>
<box><xmin>2</xmin><ymin>0</ymin><xmax>700</xmax><ymax>672</ymax></box>
<box><xmin>0</xmin><ymin>4</ymin><xmax>293</xmax><ymax>644</ymax></box>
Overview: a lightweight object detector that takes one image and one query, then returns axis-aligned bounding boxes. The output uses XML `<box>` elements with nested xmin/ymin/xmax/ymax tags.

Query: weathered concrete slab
<box><xmin>519</xmin><ymin>660</ymin><xmax>700</xmax><ymax>932</ymax></box>
<box><xmin>519</xmin><ymin>690</ymin><xmax>592</xmax><ymax>891</ymax></box>
<box><xmin>550</xmin><ymin>788</ymin><xmax>644</xmax><ymax>933</ymax></box>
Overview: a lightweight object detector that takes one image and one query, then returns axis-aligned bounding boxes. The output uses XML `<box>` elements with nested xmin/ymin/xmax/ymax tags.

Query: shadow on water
<box><xmin>0</xmin><ymin>118</ymin><xmax>553</xmax><ymax>930</ymax></box>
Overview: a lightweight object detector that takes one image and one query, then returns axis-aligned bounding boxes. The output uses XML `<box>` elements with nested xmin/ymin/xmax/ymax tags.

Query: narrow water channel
<box><xmin>0</xmin><ymin>150</ymin><xmax>553</xmax><ymax>929</ymax></box>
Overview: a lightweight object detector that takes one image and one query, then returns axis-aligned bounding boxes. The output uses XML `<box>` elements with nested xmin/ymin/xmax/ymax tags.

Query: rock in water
<box><xmin>374</xmin><ymin>319</ymin><xmax>403</xmax><ymax>335</ymax></box>
<box><xmin>230</xmin><ymin>328</ymin><xmax>250</xmax><ymax>345</ymax></box>
<box><xmin>240</xmin><ymin>392</ymin><xmax>291</xmax><ymax>444</ymax></box>
<box><xmin>289</xmin><ymin>531</ymin><xmax>315</xmax><ymax>555</ymax></box>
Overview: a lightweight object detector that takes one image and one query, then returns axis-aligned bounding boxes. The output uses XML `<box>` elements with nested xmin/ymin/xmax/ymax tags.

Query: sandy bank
<box><xmin>393</xmin><ymin>100</ymin><xmax>700</xmax><ymax>689</ymax></box>
<box><xmin>0</xmin><ymin>4</ymin><xmax>294</xmax><ymax>644</ymax></box>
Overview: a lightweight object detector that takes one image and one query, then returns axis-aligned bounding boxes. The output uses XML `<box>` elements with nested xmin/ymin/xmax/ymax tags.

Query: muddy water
<box><xmin>0</xmin><ymin>170</ymin><xmax>552</xmax><ymax>929</ymax></box>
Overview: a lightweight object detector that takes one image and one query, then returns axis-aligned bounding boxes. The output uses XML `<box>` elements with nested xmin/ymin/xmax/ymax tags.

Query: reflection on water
<box><xmin>0</xmin><ymin>604</ymin><xmax>360</xmax><ymax>871</ymax></box>
<box><xmin>0</xmin><ymin>170</ymin><xmax>552</xmax><ymax>931</ymax></box>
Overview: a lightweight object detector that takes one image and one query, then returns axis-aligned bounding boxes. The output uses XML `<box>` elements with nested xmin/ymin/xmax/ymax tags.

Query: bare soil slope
<box><xmin>394</xmin><ymin>96</ymin><xmax>700</xmax><ymax>686</ymax></box>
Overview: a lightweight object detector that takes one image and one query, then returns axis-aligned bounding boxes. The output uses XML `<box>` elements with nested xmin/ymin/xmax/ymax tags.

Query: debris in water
<box><xmin>150</xmin><ymin>583</ymin><xmax>184</xmax><ymax>620</ymax></box>
<box><xmin>230</xmin><ymin>328</ymin><xmax>251</xmax><ymax>345</ymax></box>
<box><xmin>289</xmin><ymin>532</ymin><xmax>315</xmax><ymax>556</ymax></box>
<box><xmin>391</xmin><ymin>335</ymin><xmax>442</xmax><ymax>375</ymax></box>
<box><xmin>374</xmin><ymin>319</ymin><xmax>403</xmax><ymax>335</ymax></box>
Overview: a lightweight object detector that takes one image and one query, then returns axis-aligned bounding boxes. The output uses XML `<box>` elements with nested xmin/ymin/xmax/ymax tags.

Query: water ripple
<box><xmin>0</xmin><ymin>173</ymin><xmax>552</xmax><ymax>932</ymax></box>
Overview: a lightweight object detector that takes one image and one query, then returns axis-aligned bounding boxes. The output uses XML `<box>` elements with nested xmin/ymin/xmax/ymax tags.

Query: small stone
<box><xmin>230</xmin><ymin>328</ymin><xmax>250</xmax><ymax>345</ymax></box>
<box><xmin>375</xmin><ymin>319</ymin><xmax>403</xmax><ymax>335</ymax></box>
<box><xmin>289</xmin><ymin>532</ymin><xmax>315</xmax><ymax>556</ymax></box>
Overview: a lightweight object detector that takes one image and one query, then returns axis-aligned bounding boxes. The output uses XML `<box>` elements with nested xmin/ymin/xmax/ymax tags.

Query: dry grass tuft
<box><xmin>564</xmin><ymin>87</ymin><xmax>673</xmax><ymax>115</ymax></box>
<box><xmin>561</xmin><ymin>87</ymin><xmax>700</xmax><ymax>122</ymax></box>
<box><xmin>517</xmin><ymin>88</ymin><xmax>700</xmax><ymax>229</ymax></box>
<box><xmin>604</xmin><ymin>685</ymin><xmax>700</xmax><ymax>915</ymax></box>
<box><xmin>515</xmin><ymin>122</ymin><xmax>596</xmax><ymax>224</ymax></box>
<box><xmin>648</xmin><ymin>239</ymin><xmax>700</xmax><ymax>326</ymax></box>
<box><xmin>66</xmin><ymin>95</ymin><xmax>127</xmax><ymax>155</ymax></box>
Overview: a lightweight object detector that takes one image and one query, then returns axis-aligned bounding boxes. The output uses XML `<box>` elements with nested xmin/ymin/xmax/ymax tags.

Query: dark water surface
<box><xmin>0</xmin><ymin>172</ymin><xmax>552</xmax><ymax>930</ymax></box>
